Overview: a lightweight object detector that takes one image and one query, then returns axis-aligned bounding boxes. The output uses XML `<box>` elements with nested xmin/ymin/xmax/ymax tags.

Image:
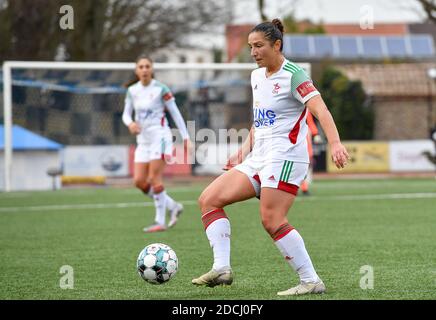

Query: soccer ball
<box><xmin>137</xmin><ymin>243</ymin><xmax>178</xmax><ymax>284</ymax></box>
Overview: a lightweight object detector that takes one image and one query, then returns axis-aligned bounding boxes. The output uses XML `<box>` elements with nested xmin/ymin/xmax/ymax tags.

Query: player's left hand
<box><xmin>330</xmin><ymin>141</ymin><xmax>350</xmax><ymax>169</ymax></box>
<box><xmin>223</xmin><ymin>149</ymin><xmax>243</xmax><ymax>171</ymax></box>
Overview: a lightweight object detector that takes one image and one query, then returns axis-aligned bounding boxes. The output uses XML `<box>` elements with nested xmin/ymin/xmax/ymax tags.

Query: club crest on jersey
<box><xmin>253</xmin><ymin>108</ymin><xmax>276</xmax><ymax>128</ymax></box>
<box><xmin>272</xmin><ymin>83</ymin><xmax>280</xmax><ymax>94</ymax></box>
<box><xmin>138</xmin><ymin>109</ymin><xmax>154</xmax><ymax>121</ymax></box>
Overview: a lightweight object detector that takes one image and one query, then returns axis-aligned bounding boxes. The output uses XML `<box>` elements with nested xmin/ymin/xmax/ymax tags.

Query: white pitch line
<box><xmin>0</xmin><ymin>200</ymin><xmax>198</xmax><ymax>213</ymax></box>
<box><xmin>302</xmin><ymin>193</ymin><xmax>436</xmax><ymax>201</ymax></box>
<box><xmin>0</xmin><ymin>193</ymin><xmax>435</xmax><ymax>213</ymax></box>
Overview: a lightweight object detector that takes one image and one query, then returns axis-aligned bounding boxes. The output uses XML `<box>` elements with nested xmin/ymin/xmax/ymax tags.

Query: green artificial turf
<box><xmin>0</xmin><ymin>178</ymin><xmax>435</xmax><ymax>300</ymax></box>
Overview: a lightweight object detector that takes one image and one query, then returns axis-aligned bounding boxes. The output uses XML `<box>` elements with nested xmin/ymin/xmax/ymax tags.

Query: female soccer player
<box><xmin>122</xmin><ymin>56</ymin><xmax>191</xmax><ymax>233</ymax></box>
<box><xmin>192</xmin><ymin>20</ymin><xmax>349</xmax><ymax>295</ymax></box>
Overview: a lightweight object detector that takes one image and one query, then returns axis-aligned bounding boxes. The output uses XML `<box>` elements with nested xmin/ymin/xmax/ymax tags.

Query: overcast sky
<box><xmin>190</xmin><ymin>0</ymin><xmax>427</xmax><ymax>49</ymax></box>
<box><xmin>232</xmin><ymin>0</ymin><xmax>425</xmax><ymax>24</ymax></box>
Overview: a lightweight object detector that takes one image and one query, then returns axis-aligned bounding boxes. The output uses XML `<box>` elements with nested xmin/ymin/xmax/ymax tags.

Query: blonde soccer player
<box><xmin>122</xmin><ymin>56</ymin><xmax>192</xmax><ymax>233</ymax></box>
<box><xmin>192</xmin><ymin>19</ymin><xmax>349</xmax><ymax>295</ymax></box>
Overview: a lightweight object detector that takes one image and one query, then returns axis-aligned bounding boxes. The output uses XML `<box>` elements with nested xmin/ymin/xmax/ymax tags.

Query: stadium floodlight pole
<box><xmin>2</xmin><ymin>61</ymin><xmax>310</xmax><ymax>192</ymax></box>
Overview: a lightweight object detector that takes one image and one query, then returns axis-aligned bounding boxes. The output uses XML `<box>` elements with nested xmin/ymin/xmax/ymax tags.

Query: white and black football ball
<box><xmin>137</xmin><ymin>243</ymin><xmax>178</xmax><ymax>284</ymax></box>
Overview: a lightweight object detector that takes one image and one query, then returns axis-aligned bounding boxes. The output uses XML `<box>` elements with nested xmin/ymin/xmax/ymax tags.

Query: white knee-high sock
<box><xmin>153</xmin><ymin>188</ymin><xmax>167</xmax><ymax>226</ymax></box>
<box><xmin>164</xmin><ymin>193</ymin><xmax>177</xmax><ymax>211</ymax></box>
<box><xmin>273</xmin><ymin>224</ymin><xmax>319</xmax><ymax>283</ymax></box>
<box><xmin>146</xmin><ymin>188</ymin><xmax>177</xmax><ymax>211</ymax></box>
<box><xmin>147</xmin><ymin>188</ymin><xmax>176</xmax><ymax>210</ymax></box>
<box><xmin>202</xmin><ymin>209</ymin><xmax>231</xmax><ymax>271</ymax></box>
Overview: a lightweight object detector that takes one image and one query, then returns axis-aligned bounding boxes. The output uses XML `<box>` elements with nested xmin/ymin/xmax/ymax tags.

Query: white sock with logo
<box><xmin>202</xmin><ymin>209</ymin><xmax>231</xmax><ymax>271</ymax></box>
<box><xmin>274</xmin><ymin>229</ymin><xmax>319</xmax><ymax>283</ymax></box>
<box><xmin>153</xmin><ymin>189</ymin><xmax>167</xmax><ymax>226</ymax></box>
<box><xmin>147</xmin><ymin>188</ymin><xmax>177</xmax><ymax>211</ymax></box>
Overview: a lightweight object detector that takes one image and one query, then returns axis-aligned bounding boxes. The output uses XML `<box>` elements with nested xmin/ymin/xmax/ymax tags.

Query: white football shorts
<box><xmin>134</xmin><ymin>134</ymin><xmax>173</xmax><ymax>163</ymax></box>
<box><xmin>234</xmin><ymin>157</ymin><xmax>308</xmax><ymax>197</ymax></box>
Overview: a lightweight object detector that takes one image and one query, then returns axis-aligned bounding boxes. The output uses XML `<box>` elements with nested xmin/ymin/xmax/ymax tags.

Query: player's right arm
<box><xmin>290</xmin><ymin>68</ymin><xmax>348</xmax><ymax>169</ymax></box>
<box><xmin>223</xmin><ymin>126</ymin><xmax>254</xmax><ymax>170</ymax></box>
<box><xmin>122</xmin><ymin>88</ymin><xmax>141</xmax><ymax>135</ymax></box>
<box><xmin>306</xmin><ymin>95</ymin><xmax>349</xmax><ymax>169</ymax></box>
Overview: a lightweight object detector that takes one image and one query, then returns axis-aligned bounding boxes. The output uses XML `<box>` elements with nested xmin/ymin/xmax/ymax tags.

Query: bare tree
<box><xmin>416</xmin><ymin>0</ymin><xmax>436</xmax><ymax>23</ymax></box>
<box><xmin>64</xmin><ymin>0</ymin><xmax>232</xmax><ymax>61</ymax></box>
<box><xmin>257</xmin><ymin>0</ymin><xmax>268</xmax><ymax>21</ymax></box>
<box><xmin>0</xmin><ymin>0</ymin><xmax>61</xmax><ymax>61</ymax></box>
<box><xmin>255</xmin><ymin>0</ymin><xmax>301</xmax><ymax>25</ymax></box>
<box><xmin>384</xmin><ymin>0</ymin><xmax>435</xmax><ymax>24</ymax></box>
<box><xmin>0</xmin><ymin>0</ymin><xmax>231</xmax><ymax>62</ymax></box>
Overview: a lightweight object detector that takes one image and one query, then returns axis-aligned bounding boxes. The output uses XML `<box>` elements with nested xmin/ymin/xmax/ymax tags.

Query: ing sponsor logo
<box><xmin>253</xmin><ymin>108</ymin><xmax>276</xmax><ymax>128</ymax></box>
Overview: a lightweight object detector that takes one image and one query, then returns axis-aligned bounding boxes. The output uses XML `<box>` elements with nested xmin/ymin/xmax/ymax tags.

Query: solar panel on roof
<box><xmin>283</xmin><ymin>34</ymin><xmax>435</xmax><ymax>60</ymax></box>
<box><xmin>288</xmin><ymin>36</ymin><xmax>310</xmax><ymax>57</ymax></box>
<box><xmin>337</xmin><ymin>37</ymin><xmax>359</xmax><ymax>58</ymax></box>
<box><xmin>409</xmin><ymin>35</ymin><xmax>434</xmax><ymax>57</ymax></box>
<box><xmin>386</xmin><ymin>37</ymin><xmax>407</xmax><ymax>58</ymax></box>
<box><xmin>313</xmin><ymin>36</ymin><xmax>335</xmax><ymax>58</ymax></box>
<box><xmin>362</xmin><ymin>37</ymin><xmax>383</xmax><ymax>58</ymax></box>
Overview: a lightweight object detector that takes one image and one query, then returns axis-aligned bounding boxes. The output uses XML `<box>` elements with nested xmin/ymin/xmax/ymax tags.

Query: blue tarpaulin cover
<box><xmin>0</xmin><ymin>125</ymin><xmax>63</xmax><ymax>150</ymax></box>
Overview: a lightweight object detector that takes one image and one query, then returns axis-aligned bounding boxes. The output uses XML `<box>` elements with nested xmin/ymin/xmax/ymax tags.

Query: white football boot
<box><xmin>277</xmin><ymin>279</ymin><xmax>326</xmax><ymax>296</ymax></box>
<box><xmin>192</xmin><ymin>268</ymin><xmax>233</xmax><ymax>287</ymax></box>
<box><xmin>168</xmin><ymin>202</ymin><xmax>183</xmax><ymax>228</ymax></box>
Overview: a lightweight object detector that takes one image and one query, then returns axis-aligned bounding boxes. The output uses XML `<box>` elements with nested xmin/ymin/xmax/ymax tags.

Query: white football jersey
<box><xmin>122</xmin><ymin>79</ymin><xmax>189</xmax><ymax>145</ymax></box>
<box><xmin>250</xmin><ymin>59</ymin><xmax>320</xmax><ymax>163</ymax></box>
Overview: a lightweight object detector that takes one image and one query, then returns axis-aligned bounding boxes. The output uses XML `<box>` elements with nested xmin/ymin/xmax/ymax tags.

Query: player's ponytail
<box><xmin>271</xmin><ymin>18</ymin><xmax>284</xmax><ymax>35</ymax></box>
<box><xmin>250</xmin><ymin>18</ymin><xmax>284</xmax><ymax>51</ymax></box>
<box><xmin>124</xmin><ymin>75</ymin><xmax>139</xmax><ymax>88</ymax></box>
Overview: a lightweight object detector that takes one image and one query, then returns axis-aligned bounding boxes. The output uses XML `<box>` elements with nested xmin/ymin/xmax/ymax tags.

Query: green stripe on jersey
<box><xmin>283</xmin><ymin>66</ymin><xmax>297</xmax><ymax>73</ymax></box>
<box><xmin>285</xmin><ymin>64</ymin><xmax>299</xmax><ymax>71</ymax></box>
<box><xmin>284</xmin><ymin>63</ymin><xmax>301</xmax><ymax>74</ymax></box>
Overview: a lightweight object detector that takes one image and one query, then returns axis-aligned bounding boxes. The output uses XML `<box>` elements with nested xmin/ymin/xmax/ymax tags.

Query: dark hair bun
<box><xmin>272</xmin><ymin>18</ymin><xmax>284</xmax><ymax>34</ymax></box>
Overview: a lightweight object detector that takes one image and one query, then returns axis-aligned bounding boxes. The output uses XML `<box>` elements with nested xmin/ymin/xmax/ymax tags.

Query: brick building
<box><xmin>337</xmin><ymin>63</ymin><xmax>436</xmax><ymax>140</ymax></box>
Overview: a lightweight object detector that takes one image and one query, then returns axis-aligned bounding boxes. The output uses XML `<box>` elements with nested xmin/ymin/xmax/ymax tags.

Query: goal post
<box><xmin>2</xmin><ymin>61</ymin><xmax>311</xmax><ymax>192</ymax></box>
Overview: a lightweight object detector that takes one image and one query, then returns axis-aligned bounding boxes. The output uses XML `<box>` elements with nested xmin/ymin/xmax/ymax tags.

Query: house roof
<box><xmin>323</xmin><ymin>23</ymin><xmax>408</xmax><ymax>35</ymax></box>
<box><xmin>0</xmin><ymin>125</ymin><xmax>63</xmax><ymax>150</ymax></box>
<box><xmin>336</xmin><ymin>63</ymin><xmax>436</xmax><ymax>97</ymax></box>
<box><xmin>225</xmin><ymin>24</ymin><xmax>253</xmax><ymax>62</ymax></box>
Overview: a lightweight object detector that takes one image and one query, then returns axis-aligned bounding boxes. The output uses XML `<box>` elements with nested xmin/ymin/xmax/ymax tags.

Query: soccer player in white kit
<box><xmin>192</xmin><ymin>20</ymin><xmax>349</xmax><ymax>295</ymax></box>
<box><xmin>122</xmin><ymin>56</ymin><xmax>191</xmax><ymax>233</ymax></box>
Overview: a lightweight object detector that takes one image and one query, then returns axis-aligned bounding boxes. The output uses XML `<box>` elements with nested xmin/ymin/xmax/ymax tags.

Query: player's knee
<box><xmin>134</xmin><ymin>179</ymin><xmax>150</xmax><ymax>193</ymax></box>
<box><xmin>198</xmin><ymin>192</ymin><xmax>210</xmax><ymax>212</ymax></box>
<box><xmin>260</xmin><ymin>209</ymin><xmax>277</xmax><ymax>234</ymax></box>
<box><xmin>198</xmin><ymin>191</ymin><xmax>223</xmax><ymax>213</ymax></box>
<box><xmin>261</xmin><ymin>220</ymin><xmax>276</xmax><ymax>235</ymax></box>
<box><xmin>148</xmin><ymin>174</ymin><xmax>162</xmax><ymax>188</ymax></box>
